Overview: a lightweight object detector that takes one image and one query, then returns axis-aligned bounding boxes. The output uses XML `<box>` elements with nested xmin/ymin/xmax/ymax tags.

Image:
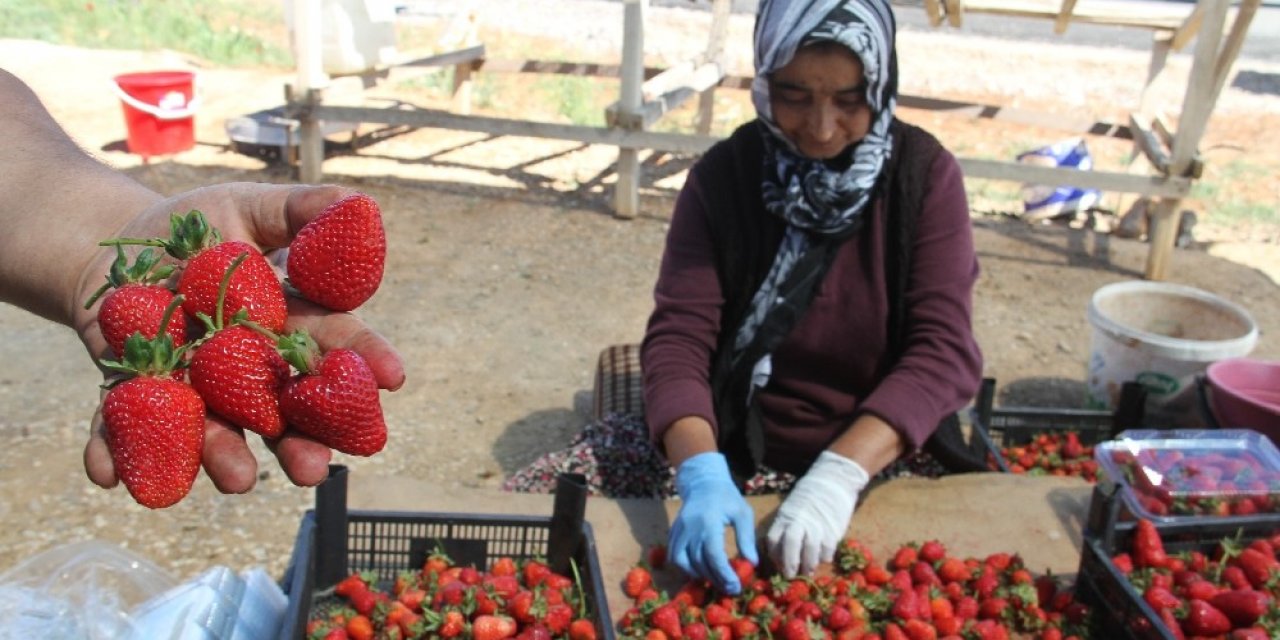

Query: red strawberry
<box><xmin>102</xmin><ymin>374</ymin><xmax>205</xmax><ymax>508</ymax></box>
<box><xmin>287</xmin><ymin>193</ymin><xmax>386</xmax><ymax>312</ymax></box>
<box><xmin>100</xmin><ymin>300</ymin><xmax>204</xmax><ymax>509</ymax></box>
<box><xmin>623</xmin><ymin>564</ymin><xmax>653</xmax><ymax>599</ymax></box>
<box><xmin>280</xmin><ymin>343</ymin><xmax>386</xmax><ymax>456</ymax></box>
<box><xmin>180</xmin><ymin>241</ymin><xmax>287</xmax><ymax>333</ymax></box>
<box><xmin>568</xmin><ymin>619</ymin><xmax>597</xmax><ymax>640</ymax></box>
<box><xmin>87</xmin><ymin>246</ymin><xmax>185</xmax><ymax>358</ymax></box>
<box><xmin>127</xmin><ymin>210</ymin><xmax>287</xmax><ymax>333</ymax></box>
<box><xmin>187</xmin><ymin>255</ymin><xmax>291</xmax><ymax>437</ymax></box>
<box><xmin>189</xmin><ymin>324</ymin><xmax>289</xmax><ymax>437</ymax></box>
<box><xmin>472</xmin><ymin>615</ymin><xmax>518</xmax><ymax>640</ymax></box>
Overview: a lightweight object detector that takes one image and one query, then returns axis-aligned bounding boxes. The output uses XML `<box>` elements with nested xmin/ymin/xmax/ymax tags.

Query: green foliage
<box><xmin>536</xmin><ymin>75</ymin><xmax>603</xmax><ymax>127</ymax></box>
<box><xmin>0</xmin><ymin>0</ymin><xmax>291</xmax><ymax>68</ymax></box>
<box><xmin>1192</xmin><ymin>159</ymin><xmax>1278</xmax><ymax>226</ymax></box>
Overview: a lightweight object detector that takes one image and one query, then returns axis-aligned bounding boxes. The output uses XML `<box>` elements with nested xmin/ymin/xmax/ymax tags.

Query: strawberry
<box><xmin>624</xmin><ymin>564</ymin><xmax>653</xmax><ymax>599</ymax></box>
<box><xmin>86</xmin><ymin>246</ymin><xmax>185</xmax><ymax>358</ymax></box>
<box><xmin>648</xmin><ymin>543</ymin><xmax>668</xmax><ymax>570</ymax></box>
<box><xmin>472</xmin><ymin>615</ymin><xmax>518</xmax><ymax>640</ymax></box>
<box><xmin>287</xmin><ymin>193</ymin><xmax>386</xmax><ymax>312</ymax></box>
<box><xmin>115</xmin><ymin>210</ymin><xmax>287</xmax><ymax>333</ymax></box>
<box><xmin>568</xmin><ymin>619</ymin><xmax>597</xmax><ymax>640</ymax></box>
<box><xmin>1183</xmin><ymin>598</ymin><xmax>1232</xmax><ymax>636</ymax></box>
<box><xmin>99</xmin><ymin>303</ymin><xmax>204</xmax><ymax>509</ymax></box>
<box><xmin>279</xmin><ymin>335</ymin><xmax>386</xmax><ymax>456</ymax></box>
<box><xmin>187</xmin><ymin>254</ymin><xmax>290</xmax><ymax>437</ymax></box>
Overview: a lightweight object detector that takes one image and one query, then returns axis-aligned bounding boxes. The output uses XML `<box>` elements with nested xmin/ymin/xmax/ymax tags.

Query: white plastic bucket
<box><xmin>1086</xmin><ymin>280</ymin><xmax>1258</xmax><ymax>426</ymax></box>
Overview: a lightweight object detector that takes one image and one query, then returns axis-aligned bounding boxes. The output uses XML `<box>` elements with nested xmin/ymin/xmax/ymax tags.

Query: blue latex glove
<box><xmin>669</xmin><ymin>452</ymin><xmax>759</xmax><ymax>594</ymax></box>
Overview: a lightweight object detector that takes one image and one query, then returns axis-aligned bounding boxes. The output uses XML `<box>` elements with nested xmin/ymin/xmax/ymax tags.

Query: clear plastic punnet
<box><xmin>1096</xmin><ymin>428</ymin><xmax>1280</xmax><ymax>524</ymax></box>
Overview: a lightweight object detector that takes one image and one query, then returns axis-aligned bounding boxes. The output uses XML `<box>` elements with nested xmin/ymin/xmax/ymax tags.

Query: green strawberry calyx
<box><xmin>98</xmin><ymin>295</ymin><xmax>190</xmax><ymax>384</ymax></box>
<box><xmin>83</xmin><ymin>246</ymin><xmax>177</xmax><ymax>309</ymax></box>
<box><xmin>99</xmin><ymin>209</ymin><xmax>222</xmax><ymax>262</ymax></box>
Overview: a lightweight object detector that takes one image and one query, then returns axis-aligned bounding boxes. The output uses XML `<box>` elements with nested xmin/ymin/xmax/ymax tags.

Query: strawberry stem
<box><xmin>236</xmin><ymin>318</ymin><xmax>321</xmax><ymax>374</ymax></box>
<box><xmin>215</xmin><ymin>252</ymin><xmax>249</xmax><ymax>330</ymax></box>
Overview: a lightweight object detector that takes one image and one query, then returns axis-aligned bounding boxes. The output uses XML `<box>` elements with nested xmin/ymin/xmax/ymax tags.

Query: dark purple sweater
<box><xmin>642</xmin><ymin>123</ymin><xmax>984</xmax><ymax>474</ymax></box>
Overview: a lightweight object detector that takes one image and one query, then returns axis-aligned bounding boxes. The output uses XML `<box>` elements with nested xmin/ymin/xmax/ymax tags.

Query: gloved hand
<box><xmin>669</xmin><ymin>452</ymin><xmax>759</xmax><ymax>594</ymax></box>
<box><xmin>766</xmin><ymin>450</ymin><xmax>869</xmax><ymax>577</ymax></box>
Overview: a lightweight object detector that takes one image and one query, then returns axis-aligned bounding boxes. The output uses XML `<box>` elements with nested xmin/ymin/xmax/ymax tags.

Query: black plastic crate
<box><xmin>969</xmin><ymin>378</ymin><xmax>1147</xmax><ymax>473</ymax></box>
<box><xmin>278</xmin><ymin>466</ymin><xmax>615</xmax><ymax>640</ymax></box>
<box><xmin>1074</xmin><ymin>484</ymin><xmax>1280</xmax><ymax>640</ymax></box>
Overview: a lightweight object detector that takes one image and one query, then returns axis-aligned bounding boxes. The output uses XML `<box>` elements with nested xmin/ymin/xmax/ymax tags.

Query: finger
<box><xmin>284</xmin><ymin>297</ymin><xmax>406</xmax><ymax>391</ymax></box>
<box><xmin>779</xmin><ymin>526</ymin><xmax>801</xmax><ymax>578</ymax></box>
<box><xmin>266</xmin><ymin>431</ymin><xmax>334</xmax><ymax>487</ymax></box>
<box><xmin>704</xmin><ymin>537</ymin><xmax>741</xmax><ymax>595</ymax></box>
<box><xmin>236</xmin><ymin>184</ymin><xmax>357</xmax><ymax>250</ymax></box>
<box><xmin>800</xmin><ymin>532</ymin><xmax>821</xmax><ymax>576</ymax></box>
<box><xmin>84</xmin><ymin>410</ymin><xmax>118</xmax><ymax>489</ymax></box>
<box><xmin>819</xmin><ymin>537</ymin><xmax>838</xmax><ymax>567</ymax></box>
<box><xmin>668</xmin><ymin>520</ymin><xmax>696</xmax><ymax>578</ymax></box>
<box><xmin>731</xmin><ymin>507</ymin><xmax>759</xmax><ymax>566</ymax></box>
<box><xmin>201</xmin><ymin>418</ymin><xmax>258</xmax><ymax>494</ymax></box>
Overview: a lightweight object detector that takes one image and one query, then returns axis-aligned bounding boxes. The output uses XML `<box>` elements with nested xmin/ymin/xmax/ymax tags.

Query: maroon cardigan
<box><xmin>641</xmin><ymin>122</ymin><xmax>984</xmax><ymax>475</ymax></box>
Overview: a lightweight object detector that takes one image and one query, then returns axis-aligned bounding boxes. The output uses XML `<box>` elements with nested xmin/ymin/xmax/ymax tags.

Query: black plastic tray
<box><xmin>969</xmin><ymin>378</ymin><xmax>1147</xmax><ymax>473</ymax></box>
<box><xmin>1074</xmin><ymin>483</ymin><xmax>1280</xmax><ymax>640</ymax></box>
<box><xmin>278</xmin><ymin>466</ymin><xmax>615</xmax><ymax>640</ymax></box>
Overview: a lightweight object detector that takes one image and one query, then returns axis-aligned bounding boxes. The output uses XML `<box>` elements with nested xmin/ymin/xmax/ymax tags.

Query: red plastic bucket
<box><xmin>112</xmin><ymin>71</ymin><xmax>198</xmax><ymax>157</ymax></box>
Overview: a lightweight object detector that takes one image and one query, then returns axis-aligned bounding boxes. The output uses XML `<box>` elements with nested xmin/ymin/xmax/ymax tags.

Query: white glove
<box><xmin>766</xmin><ymin>451</ymin><xmax>869</xmax><ymax>577</ymax></box>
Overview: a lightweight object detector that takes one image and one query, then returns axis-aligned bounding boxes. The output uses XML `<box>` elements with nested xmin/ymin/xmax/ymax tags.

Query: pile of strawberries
<box><xmin>306</xmin><ymin>550</ymin><xmax>602</xmax><ymax>640</ymax></box>
<box><xmin>87</xmin><ymin>193</ymin><xmax>387</xmax><ymax>509</ymax></box>
<box><xmin>990</xmin><ymin>432</ymin><xmax>1100</xmax><ymax>483</ymax></box>
<box><xmin>1108</xmin><ymin>447</ymin><xmax>1280</xmax><ymax>518</ymax></box>
<box><xmin>618</xmin><ymin>539</ymin><xmax>1091</xmax><ymax>640</ymax></box>
<box><xmin>1107</xmin><ymin>519</ymin><xmax>1280</xmax><ymax>638</ymax></box>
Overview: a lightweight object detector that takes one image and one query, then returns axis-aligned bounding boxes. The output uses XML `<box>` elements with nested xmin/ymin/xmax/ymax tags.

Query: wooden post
<box><xmin>294</xmin><ymin>0</ymin><xmax>327</xmax><ymax>184</ymax></box>
<box><xmin>451</xmin><ymin>11</ymin><xmax>478</xmax><ymax>115</ymax></box>
<box><xmin>696</xmin><ymin>0</ymin><xmax>731</xmax><ymax>136</ymax></box>
<box><xmin>1145</xmin><ymin>0</ymin><xmax>1249</xmax><ymax>280</ymax></box>
<box><xmin>614</xmin><ymin>0</ymin><xmax>647</xmax><ymax>219</ymax></box>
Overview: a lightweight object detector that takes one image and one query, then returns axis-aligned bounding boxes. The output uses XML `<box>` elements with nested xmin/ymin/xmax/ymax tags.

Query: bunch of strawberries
<box><xmin>86</xmin><ymin>193</ymin><xmax>387</xmax><ymax>509</ymax></box>
<box><xmin>991</xmin><ymin>432</ymin><xmax>1100</xmax><ymax>482</ymax></box>
<box><xmin>618</xmin><ymin>539</ymin><xmax>1091</xmax><ymax>640</ymax></box>
<box><xmin>306</xmin><ymin>550</ymin><xmax>602</xmax><ymax>640</ymax></box>
<box><xmin>1110</xmin><ymin>519</ymin><xmax>1280</xmax><ymax>638</ymax></box>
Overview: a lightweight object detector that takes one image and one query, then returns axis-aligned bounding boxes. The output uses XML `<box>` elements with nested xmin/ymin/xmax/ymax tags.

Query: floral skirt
<box><xmin>502</xmin><ymin>412</ymin><xmax>949</xmax><ymax>498</ymax></box>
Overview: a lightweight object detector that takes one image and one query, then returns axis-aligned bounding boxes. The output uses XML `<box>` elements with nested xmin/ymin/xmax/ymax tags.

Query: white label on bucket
<box><xmin>158</xmin><ymin>91</ymin><xmax>187</xmax><ymax>111</ymax></box>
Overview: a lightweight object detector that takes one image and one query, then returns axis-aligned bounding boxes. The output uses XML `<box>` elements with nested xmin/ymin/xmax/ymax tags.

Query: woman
<box><xmin>645</xmin><ymin>0</ymin><xmax>982</xmax><ymax>593</ymax></box>
<box><xmin>506</xmin><ymin>0</ymin><xmax>982</xmax><ymax>594</ymax></box>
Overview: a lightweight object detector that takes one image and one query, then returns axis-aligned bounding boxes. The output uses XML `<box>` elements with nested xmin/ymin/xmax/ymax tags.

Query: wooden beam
<box><xmin>924</xmin><ymin>0</ymin><xmax>946</xmax><ymax>27</ymax></box>
<box><xmin>957</xmin><ymin>0</ymin><xmax>1190</xmax><ymax>31</ymax></box>
<box><xmin>615</xmin><ymin>0</ymin><xmax>647</xmax><ymax>219</ymax></box>
<box><xmin>311</xmin><ymin>105</ymin><xmax>720</xmax><ymax>154</ymax></box>
<box><xmin>1054</xmin><ymin>0</ymin><xmax>1079</xmax><ymax>34</ymax></box>
<box><xmin>1170</xmin><ymin>2</ymin><xmax>1207</xmax><ymax>51</ymax></box>
<box><xmin>390</xmin><ymin>45</ymin><xmax>486</xmax><ymax>70</ymax></box>
<box><xmin>958</xmin><ymin>158</ymin><xmax>1191</xmax><ymax>198</ymax></box>
<box><xmin>1128</xmin><ymin>113</ymin><xmax>1172</xmax><ymax>175</ymax></box>
<box><xmin>605</xmin><ymin>61</ymin><xmax>724</xmax><ymax>129</ymax></box>
<box><xmin>944</xmin><ymin>0</ymin><xmax>964</xmax><ymax>28</ymax></box>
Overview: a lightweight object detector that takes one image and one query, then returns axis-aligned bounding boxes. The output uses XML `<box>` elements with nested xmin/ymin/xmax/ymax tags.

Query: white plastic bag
<box><xmin>0</xmin><ymin>540</ymin><xmax>176</xmax><ymax>640</ymax></box>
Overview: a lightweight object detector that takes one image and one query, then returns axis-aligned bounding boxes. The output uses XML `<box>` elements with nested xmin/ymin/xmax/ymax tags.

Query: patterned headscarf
<box><xmin>732</xmin><ymin>0</ymin><xmax>899</xmax><ymax>390</ymax></box>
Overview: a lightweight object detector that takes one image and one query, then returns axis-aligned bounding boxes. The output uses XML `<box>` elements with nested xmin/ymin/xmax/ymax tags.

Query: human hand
<box><xmin>74</xmin><ymin>183</ymin><xmax>406</xmax><ymax>495</ymax></box>
<box><xmin>766</xmin><ymin>451</ymin><xmax>869</xmax><ymax>577</ymax></box>
<box><xmin>669</xmin><ymin>451</ymin><xmax>759</xmax><ymax>594</ymax></box>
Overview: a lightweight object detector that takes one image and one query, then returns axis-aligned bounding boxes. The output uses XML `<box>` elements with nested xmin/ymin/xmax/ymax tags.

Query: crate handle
<box><xmin>314</xmin><ymin>465</ymin><xmax>351</xmax><ymax>589</ymax></box>
<box><xmin>547</xmin><ymin>473</ymin><xmax>588</xmax><ymax>576</ymax></box>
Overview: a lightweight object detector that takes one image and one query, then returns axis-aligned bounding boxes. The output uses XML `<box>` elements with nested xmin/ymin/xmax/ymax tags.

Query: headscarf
<box><xmin>730</xmin><ymin>0</ymin><xmax>899</xmax><ymax>394</ymax></box>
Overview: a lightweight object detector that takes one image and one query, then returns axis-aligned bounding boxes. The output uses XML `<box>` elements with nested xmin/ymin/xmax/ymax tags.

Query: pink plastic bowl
<box><xmin>1206</xmin><ymin>358</ymin><xmax>1280</xmax><ymax>442</ymax></box>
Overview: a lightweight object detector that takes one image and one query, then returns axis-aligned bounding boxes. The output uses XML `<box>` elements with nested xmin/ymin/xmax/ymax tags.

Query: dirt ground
<box><xmin>1</xmin><ymin>1</ymin><xmax>1279</xmax><ymax>592</ymax></box>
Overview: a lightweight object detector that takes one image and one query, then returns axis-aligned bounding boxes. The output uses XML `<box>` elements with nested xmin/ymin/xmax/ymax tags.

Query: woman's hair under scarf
<box><xmin>730</xmin><ymin>0</ymin><xmax>899</xmax><ymax>400</ymax></box>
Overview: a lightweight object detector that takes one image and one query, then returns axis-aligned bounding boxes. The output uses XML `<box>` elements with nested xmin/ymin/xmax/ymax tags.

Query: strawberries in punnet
<box><xmin>279</xmin><ymin>337</ymin><xmax>387</xmax><ymax>456</ymax></box>
<box><xmin>287</xmin><ymin>192</ymin><xmax>386</xmax><ymax>312</ymax></box>
<box><xmin>99</xmin><ymin>299</ymin><xmax>205</xmax><ymax>509</ymax></box>
<box><xmin>87</xmin><ymin>246</ymin><xmax>185</xmax><ymax>358</ymax></box>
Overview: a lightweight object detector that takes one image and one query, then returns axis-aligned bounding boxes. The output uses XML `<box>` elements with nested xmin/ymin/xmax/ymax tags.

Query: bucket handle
<box><xmin>111</xmin><ymin>78</ymin><xmax>201</xmax><ymax>120</ymax></box>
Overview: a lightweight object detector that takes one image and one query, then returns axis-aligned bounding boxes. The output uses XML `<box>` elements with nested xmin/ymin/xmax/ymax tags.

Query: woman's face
<box><xmin>768</xmin><ymin>43</ymin><xmax>872</xmax><ymax>160</ymax></box>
